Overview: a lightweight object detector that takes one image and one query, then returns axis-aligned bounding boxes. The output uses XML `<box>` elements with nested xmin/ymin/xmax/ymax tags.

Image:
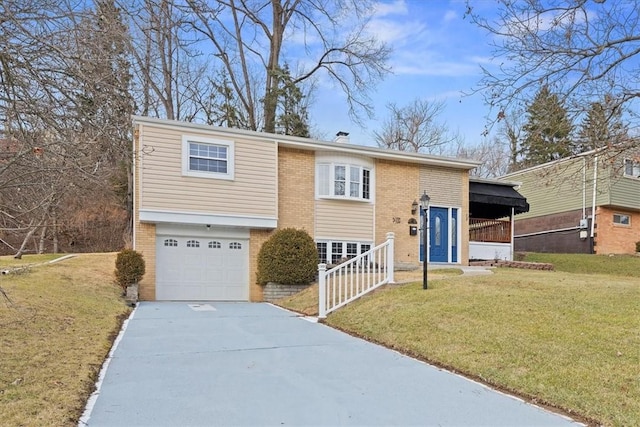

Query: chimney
<box><xmin>334</xmin><ymin>131</ymin><xmax>350</xmax><ymax>144</ymax></box>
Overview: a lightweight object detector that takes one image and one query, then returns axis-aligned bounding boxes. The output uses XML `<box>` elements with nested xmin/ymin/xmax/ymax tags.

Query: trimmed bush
<box><xmin>257</xmin><ymin>228</ymin><xmax>318</xmax><ymax>286</ymax></box>
<box><xmin>636</xmin><ymin>241</ymin><xmax>640</xmax><ymax>253</ymax></box>
<box><xmin>114</xmin><ymin>249</ymin><xmax>146</xmax><ymax>291</ymax></box>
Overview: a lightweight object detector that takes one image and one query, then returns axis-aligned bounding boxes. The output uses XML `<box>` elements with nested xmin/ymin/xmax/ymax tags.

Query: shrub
<box><xmin>636</xmin><ymin>241</ymin><xmax>640</xmax><ymax>253</ymax></box>
<box><xmin>114</xmin><ymin>249</ymin><xmax>146</xmax><ymax>290</ymax></box>
<box><xmin>257</xmin><ymin>228</ymin><xmax>318</xmax><ymax>286</ymax></box>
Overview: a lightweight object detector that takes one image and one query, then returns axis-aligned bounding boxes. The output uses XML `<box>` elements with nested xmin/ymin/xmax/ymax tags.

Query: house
<box><xmin>132</xmin><ymin>116</ymin><xmax>481</xmax><ymax>301</ymax></box>
<box><xmin>501</xmin><ymin>148</ymin><xmax>640</xmax><ymax>254</ymax></box>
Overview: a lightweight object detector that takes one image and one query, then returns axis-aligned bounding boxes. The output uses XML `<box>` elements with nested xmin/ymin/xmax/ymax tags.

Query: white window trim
<box><xmin>316</xmin><ymin>240</ymin><xmax>374</xmax><ymax>264</ymax></box>
<box><xmin>182</xmin><ymin>135</ymin><xmax>235</xmax><ymax>180</ymax></box>
<box><xmin>316</xmin><ymin>162</ymin><xmax>373</xmax><ymax>202</ymax></box>
<box><xmin>623</xmin><ymin>158</ymin><xmax>640</xmax><ymax>178</ymax></box>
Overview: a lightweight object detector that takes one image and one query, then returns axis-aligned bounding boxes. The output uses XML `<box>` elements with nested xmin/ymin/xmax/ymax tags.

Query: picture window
<box><xmin>317</xmin><ymin>163</ymin><xmax>371</xmax><ymax>201</ymax></box>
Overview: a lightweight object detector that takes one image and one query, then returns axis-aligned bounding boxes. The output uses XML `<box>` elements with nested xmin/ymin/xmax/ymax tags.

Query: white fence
<box><xmin>318</xmin><ymin>232</ymin><xmax>395</xmax><ymax>319</ymax></box>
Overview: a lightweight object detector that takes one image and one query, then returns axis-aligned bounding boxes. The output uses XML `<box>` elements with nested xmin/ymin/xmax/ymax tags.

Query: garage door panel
<box><xmin>156</xmin><ymin>234</ymin><xmax>249</xmax><ymax>301</ymax></box>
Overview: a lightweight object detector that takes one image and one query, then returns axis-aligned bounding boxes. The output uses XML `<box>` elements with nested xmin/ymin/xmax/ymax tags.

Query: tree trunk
<box><xmin>14</xmin><ymin>222</ymin><xmax>39</xmax><ymax>259</ymax></box>
<box><xmin>38</xmin><ymin>225</ymin><xmax>47</xmax><ymax>254</ymax></box>
<box><xmin>52</xmin><ymin>212</ymin><xmax>58</xmax><ymax>254</ymax></box>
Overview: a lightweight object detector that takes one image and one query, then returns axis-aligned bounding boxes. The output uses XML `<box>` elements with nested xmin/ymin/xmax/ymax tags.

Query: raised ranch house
<box><xmin>133</xmin><ymin>116</ymin><xmax>483</xmax><ymax>301</ymax></box>
<box><xmin>501</xmin><ymin>147</ymin><xmax>640</xmax><ymax>254</ymax></box>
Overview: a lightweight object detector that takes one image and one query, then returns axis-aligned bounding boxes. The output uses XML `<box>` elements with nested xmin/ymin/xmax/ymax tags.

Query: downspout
<box><xmin>590</xmin><ymin>155</ymin><xmax>598</xmax><ymax>253</ymax></box>
<box><xmin>582</xmin><ymin>157</ymin><xmax>586</xmax><ymax>220</ymax></box>
<box><xmin>132</xmin><ymin>125</ymin><xmax>138</xmax><ymax>250</ymax></box>
<box><xmin>510</xmin><ymin>207</ymin><xmax>515</xmax><ymax>261</ymax></box>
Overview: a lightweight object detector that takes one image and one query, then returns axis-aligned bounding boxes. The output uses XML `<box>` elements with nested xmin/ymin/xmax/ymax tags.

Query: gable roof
<box><xmin>133</xmin><ymin>116</ymin><xmax>480</xmax><ymax>170</ymax></box>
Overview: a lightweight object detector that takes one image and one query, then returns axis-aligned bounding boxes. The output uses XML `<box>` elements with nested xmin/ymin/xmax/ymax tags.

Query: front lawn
<box><xmin>0</xmin><ymin>253</ymin><xmax>130</xmax><ymax>426</ymax></box>
<box><xmin>522</xmin><ymin>252</ymin><xmax>640</xmax><ymax>276</ymax></box>
<box><xmin>278</xmin><ymin>267</ymin><xmax>640</xmax><ymax>426</ymax></box>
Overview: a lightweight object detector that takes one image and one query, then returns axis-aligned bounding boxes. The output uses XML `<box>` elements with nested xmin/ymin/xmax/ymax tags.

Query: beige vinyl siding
<box><xmin>315</xmin><ymin>199</ymin><xmax>374</xmax><ymax>241</ymax></box>
<box><xmin>419</xmin><ymin>166</ymin><xmax>463</xmax><ymax>207</ymax></box>
<box><xmin>139</xmin><ymin>124</ymin><xmax>277</xmax><ymax>218</ymax></box>
<box><xmin>609</xmin><ymin>176</ymin><xmax>640</xmax><ymax>210</ymax></box>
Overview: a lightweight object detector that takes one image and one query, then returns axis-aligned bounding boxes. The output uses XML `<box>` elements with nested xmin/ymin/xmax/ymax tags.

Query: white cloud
<box><xmin>366</xmin><ymin>18</ymin><xmax>428</xmax><ymax>45</ymax></box>
<box><xmin>393</xmin><ymin>61</ymin><xmax>479</xmax><ymax>77</ymax></box>
<box><xmin>372</xmin><ymin>0</ymin><xmax>408</xmax><ymax>18</ymax></box>
<box><xmin>443</xmin><ymin>10</ymin><xmax>457</xmax><ymax>23</ymax></box>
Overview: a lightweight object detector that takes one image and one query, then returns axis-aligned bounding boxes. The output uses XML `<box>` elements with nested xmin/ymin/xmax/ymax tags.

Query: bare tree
<box><xmin>373</xmin><ymin>98</ymin><xmax>460</xmax><ymax>154</ymax></box>
<box><xmin>456</xmin><ymin>138</ymin><xmax>511</xmax><ymax>178</ymax></box>
<box><xmin>0</xmin><ymin>1</ymin><xmax>132</xmax><ymax>255</ymax></box>
<box><xmin>184</xmin><ymin>0</ymin><xmax>390</xmax><ymax>133</ymax></box>
<box><xmin>466</xmin><ymin>0</ymin><xmax>640</xmax><ymax>148</ymax></box>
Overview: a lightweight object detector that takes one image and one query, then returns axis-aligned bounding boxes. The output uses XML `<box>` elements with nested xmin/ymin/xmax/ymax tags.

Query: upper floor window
<box><xmin>317</xmin><ymin>163</ymin><xmax>371</xmax><ymax>201</ymax></box>
<box><xmin>182</xmin><ymin>136</ymin><xmax>234</xmax><ymax>180</ymax></box>
<box><xmin>624</xmin><ymin>159</ymin><xmax>640</xmax><ymax>178</ymax></box>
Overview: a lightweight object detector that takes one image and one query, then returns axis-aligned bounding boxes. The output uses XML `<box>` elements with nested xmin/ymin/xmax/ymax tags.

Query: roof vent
<box><xmin>334</xmin><ymin>131</ymin><xmax>350</xmax><ymax>144</ymax></box>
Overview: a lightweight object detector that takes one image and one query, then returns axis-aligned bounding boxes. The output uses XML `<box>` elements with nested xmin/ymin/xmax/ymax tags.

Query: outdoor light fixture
<box><xmin>411</xmin><ymin>199</ymin><xmax>419</xmax><ymax>215</ymax></box>
<box><xmin>420</xmin><ymin>191</ymin><xmax>430</xmax><ymax>290</ymax></box>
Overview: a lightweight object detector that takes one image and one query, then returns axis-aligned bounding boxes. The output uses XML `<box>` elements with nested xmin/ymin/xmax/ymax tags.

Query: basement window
<box><xmin>316</xmin><ymin>240</ymin><xmax>374</xmax><ymax>265</ymax></box>
<box><xmin>613</xmin><ymin>213</ymin><xmax>630</xmax><ymax>226</ymax></box>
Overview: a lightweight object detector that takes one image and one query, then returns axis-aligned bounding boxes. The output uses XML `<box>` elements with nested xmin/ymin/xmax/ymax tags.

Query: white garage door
<box><xmin>156</xmin><ymin>235</ymin><xmax>249</xmax><ymax>301</ymax></box>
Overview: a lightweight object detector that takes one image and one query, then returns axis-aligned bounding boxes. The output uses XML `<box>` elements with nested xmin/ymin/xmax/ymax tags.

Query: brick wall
<box><xmin>249</xmin><ymin>229</ymin><xmax>271</xmax><ymax>301</ymax></box>
<box><xmin>375</xmin><ymin>159</ymin><xmax>421</xmax><ymax>267</ymax></box>
<box><xmin>594</xmin><ymin>206</ymin><xmax>640</xmax><ymax>254</ymax></box>
<box><xmin>135</xmin><ymin>222</ymin><xmax>157</xmax><ymax>300</ymax></box>
<box><xmin>278</xmin><ymin>147</ymin><xmax>315</xmax><ymax>232</ymax></box>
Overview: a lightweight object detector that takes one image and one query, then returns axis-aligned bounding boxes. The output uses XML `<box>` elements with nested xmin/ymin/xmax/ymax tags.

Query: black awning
<box><xmin>469</xmin><ymin>181</ymin><xmax>529</xmax><ymax>219</ymax></box>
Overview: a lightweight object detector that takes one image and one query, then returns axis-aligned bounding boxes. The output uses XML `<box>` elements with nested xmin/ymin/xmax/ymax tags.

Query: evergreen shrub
<box><xmin>257</xmin><ymin>228</ymin><xmax>318</xmax><ymax>285</ymax></box>
<box><xmin>114</xmin><ymin>249</ymin><xmax>146</xmax><ymax>291</ymax></box>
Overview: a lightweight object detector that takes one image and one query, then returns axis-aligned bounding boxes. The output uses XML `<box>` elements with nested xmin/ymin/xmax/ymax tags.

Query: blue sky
<box><xmin>309</xmin><ymin>0</ymin><xmax>495</xmax><ymax>147</ymax></box>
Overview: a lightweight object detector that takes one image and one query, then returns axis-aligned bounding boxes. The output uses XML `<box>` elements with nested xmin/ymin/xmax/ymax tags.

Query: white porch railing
<box><xmin>318</xmin><ymin>232</ymin><xmax>395</xmax><ymax>319</ymax></box>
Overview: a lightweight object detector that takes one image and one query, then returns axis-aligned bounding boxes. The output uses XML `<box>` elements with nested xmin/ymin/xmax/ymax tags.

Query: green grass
<box><xmin>522</xmin><ymin>252</ymin><xmax>640</xmax><ymax>276</ymax></box>
<box><xmin>278</xmin><ymin>267</ymin><xmax>640</xmax><ymax>426</ymax></box>
<box><xmin>0</xmin><ymin>253</ymin><xmax>130</xmax><ymax>426</ymax></box>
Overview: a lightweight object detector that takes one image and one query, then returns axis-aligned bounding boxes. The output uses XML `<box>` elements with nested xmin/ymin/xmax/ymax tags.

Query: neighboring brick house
<box><xmin>133</xmin><ymin>116</ymin><xmax>479</xmax><ymax>301</ymax></box>
<box><xmin>501</xmin><ymin>147</ymin><xmax>640</xmax><ymax>254</ymax></box>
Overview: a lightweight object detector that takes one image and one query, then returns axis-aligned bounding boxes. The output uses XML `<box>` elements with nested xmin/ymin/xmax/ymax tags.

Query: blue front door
<box><xmin>430</xmin><ymin>207</ymin><xmax>449</xmax><ymax>262</ymax></box>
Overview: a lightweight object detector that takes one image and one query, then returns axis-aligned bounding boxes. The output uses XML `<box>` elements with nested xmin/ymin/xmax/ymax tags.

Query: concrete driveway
<box><xmin>81</xmin><ymin>302</ymin><xmax>581</xmax><ymax>426</ymax></box>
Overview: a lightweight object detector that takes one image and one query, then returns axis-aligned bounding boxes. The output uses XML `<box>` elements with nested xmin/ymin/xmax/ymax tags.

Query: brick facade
<box><xmin>277</xmin><ymin>147</ymin><xmax>315</xmax><ymax>231</ymax></box>
<box><xmin>594</xmin><ymin>206</ymin><xmax>640</xmax><ymax>254</ymax></box>
<box><xmin>375</xmin><ymin>159</ymin><xmax>421</xmax><ymax>267</ymax></box>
